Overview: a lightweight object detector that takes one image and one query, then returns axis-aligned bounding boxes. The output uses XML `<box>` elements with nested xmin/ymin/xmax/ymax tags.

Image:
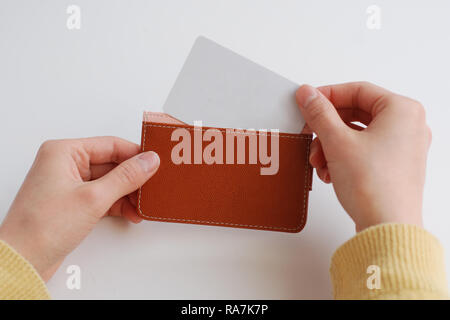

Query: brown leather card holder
<box><xmin>138</xmin><ymin>112</ymin><xmax>313</xmax><ymax>233</ymax></box>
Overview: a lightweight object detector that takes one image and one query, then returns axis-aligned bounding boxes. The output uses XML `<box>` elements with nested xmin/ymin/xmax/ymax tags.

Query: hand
<box><xmin>0</xmin><ymin>137</ymin><xmax>160</xmax><ymax>281</ymax></box>
<box><xmin>296</xmin><ymin>82</ymin><xmax>431</xmax><ymax>232</ymax></box>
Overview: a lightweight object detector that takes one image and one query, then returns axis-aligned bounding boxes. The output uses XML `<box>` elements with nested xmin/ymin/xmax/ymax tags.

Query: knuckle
<box><xmin>389</xmin><ymin>96</ymin><xmax>426</xmax><ymax>120</ymax></box>
<box><xmin>384</xmin><ymin>94</ymin><xmax>402</xmax><ymax>107</ymax></box>
<box><xmin>307</xmin><ymin>97</ymin><xmax>328</xmax><ymax>124</ymax></box>
<box><xmin>354</xmin><ymin>81</ymin><xmax>377</xmax><ymax>93</ymax></box>
<box><xmin>102</xmin><ymin>136</ymin><xmax>120</xmax><ymax>147</ymax></box>
<box><xmin>399</xmin><ymin>97</ymin><xmax>425</xmax><ymax>118</ymax></box>
<box><xmin>38</xmin><ymin>139</ymin><xmax>60</xmax><ymax>155</ymax></box>
<box><xmin>408</xmin><ymin>99</ymin><xmax>425</xmax><ymax>117</ymax></box>
<box><xmin>115</xmin><ymin>161</ymin><xmax>140</xmax><ymax>187</ymax></box>
<box><xmin>39</xmin><ymin>139</ymin><xmax>56</xmax><ymax>149</ymax></box>
<box><xmin>356</xmin><ymin>81</ymin><xmax>373</xmax><ymax>88</ymax></box>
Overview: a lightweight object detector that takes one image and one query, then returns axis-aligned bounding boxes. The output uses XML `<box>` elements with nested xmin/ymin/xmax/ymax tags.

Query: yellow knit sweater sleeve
<box><xmin>0</xmin><ymin>240</ymin><xmax>50</xmax><ymax>299</ymax></box>
<box><xmin>0</xmin><ymin>224</ymin><xmax>447</xmax><ymax>300</ymax></box>
<box><xmin>330</xmin><ymin>223</ymin><xmax>448</xmax><ymax>299</ymax></box>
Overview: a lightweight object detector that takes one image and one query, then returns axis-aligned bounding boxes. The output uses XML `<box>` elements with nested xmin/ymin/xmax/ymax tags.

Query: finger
<box><xmin>317</xmin><ymin>82</ymin><xmax>395</xmax><ymax>117</ymax></box>
<box><xmin>90</xmin><ymin>151</ymin><xmax>160</xmax><ymax>208</ymax></box>
<box><xmin>77</xmin><ymin>136</ymin><xmax>140</xmax><ymax>165</ymax></box>
<box><xmin>309</xmin><ymin>139</ymin><xmax>330</xmax><ymax>183</ymax></box>
<box><xmin>308</xmin><ymin>138</ymin><xmax>331</xmax><ymax>183</ymax></box>
<box><xmin>296</xmin><ymin>85</ymin><xmax>349</xmax><ymax>145</ymax></box>
<box><xmin>84</xmin><ymin>163</ymin><xmax>117</xmax><ymax>181</ymax></box>
<box><xmin>301</xmin><ymin>124</ymin><xmax>313</xmax><ymax>134</ymax></box>
<box><xmin>315</xmin><ymin>165</ymin><xmax>330</xmax><ymax>184</ymax></box>
<box><xmin>127</xmin><ymin>191</ymin><xmax>138</xmax><ymax>207</ymax></box>
<box><xmin>122</xmin><ymin>202</ymin><xmax>143</xmax><ymax>223</ymax></box>
<box><xmin>107</xmin><ymin>197</ymin><xmax>143</xmax><ymax>223</ymax></box>
<box><xmin>309</xmin><ymin>138</ymin><xmax>327</xmax><ymax>169</ymax></box>
<box><xmin>324</xmin><ymin>171</ymin><xmax>331</xmax><ymax>184</ymax></box>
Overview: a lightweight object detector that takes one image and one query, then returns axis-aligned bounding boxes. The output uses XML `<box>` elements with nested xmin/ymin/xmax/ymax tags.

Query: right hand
<box><xmin>295</xmin><ymin>82</ymin><xmax>431</xmax><ymax>232</ymax></box>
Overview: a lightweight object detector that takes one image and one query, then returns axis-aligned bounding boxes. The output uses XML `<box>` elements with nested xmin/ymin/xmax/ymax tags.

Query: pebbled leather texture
<box><xmin>138</xmin><ymin>112</ymin><xmax>313</xmax><ymax>233</ymax></box>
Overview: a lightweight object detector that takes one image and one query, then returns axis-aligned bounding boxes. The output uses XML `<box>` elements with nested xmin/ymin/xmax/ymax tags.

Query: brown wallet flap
<box><xmin>138</xmin><ymin>112</ymin><xmax>313</xmax><ymax>233</ymax></box>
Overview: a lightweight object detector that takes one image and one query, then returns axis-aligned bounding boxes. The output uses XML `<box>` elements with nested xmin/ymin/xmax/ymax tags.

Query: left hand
<box><xmin>0</xmin><ymin>136</ymin><xmax>160</xmax><ymax>281</ymax></box>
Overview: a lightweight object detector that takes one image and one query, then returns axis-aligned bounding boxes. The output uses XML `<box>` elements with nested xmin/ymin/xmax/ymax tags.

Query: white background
<box><xmin>0</xmin><ymin>0</ymin><xmax>449</xmax><ymax>299</ymax></box>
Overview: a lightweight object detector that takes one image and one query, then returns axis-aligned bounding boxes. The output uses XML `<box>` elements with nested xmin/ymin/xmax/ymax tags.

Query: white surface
<box><xmin>0</xmin><ymin>0</ymin><xmax>449</xmax><ymax>299</ymax></box>
<box><xmin>163</xmin><ymin>36</ymin><xmax>305</xmax><ymax>133</ymax></box>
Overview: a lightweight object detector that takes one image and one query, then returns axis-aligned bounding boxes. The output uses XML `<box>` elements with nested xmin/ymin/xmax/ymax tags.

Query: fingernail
<box><xmin>137</xmin><ymin>151</ymin><xmax>160</xmax><ymax>173</ymax></box>
<box><xmin>296</xmin><ymin>85</ymin><xmax>318</xmax><ymax>108</ymax></box>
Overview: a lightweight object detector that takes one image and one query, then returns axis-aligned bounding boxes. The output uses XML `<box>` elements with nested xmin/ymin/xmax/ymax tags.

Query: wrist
<box><xmin>355</xmin><ymin>215</ymin><xmax>423</xmax><ymax>233</ymax></box>
<box><xmin>0</xmin><ymin>224</ymin><xmax>51</xmax><ymax>281</ymax></box>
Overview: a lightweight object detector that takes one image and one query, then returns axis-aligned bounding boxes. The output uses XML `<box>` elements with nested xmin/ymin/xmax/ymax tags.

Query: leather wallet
<box><xmin>138</xmin><ymin>111</ymin><xmax>313</xmax><ymax>233</ymax></box>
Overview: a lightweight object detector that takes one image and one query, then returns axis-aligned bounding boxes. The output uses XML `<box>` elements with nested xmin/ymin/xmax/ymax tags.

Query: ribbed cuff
<box><xmin>330</xmin><ymin>223</ymin><xmax>448</xmax><ymax>300</ymax></box>
<box><xmin>0</xmin><ymin>240</ymin><xmax>50</xmax><ymax>300</ymax></box>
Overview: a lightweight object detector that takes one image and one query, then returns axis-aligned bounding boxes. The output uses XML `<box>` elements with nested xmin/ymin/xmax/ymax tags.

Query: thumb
<box><xmin>91</xmin><ymin>151</ymin><xmax>160</xmax><ymax>206</ymax></box>
<box><xmin>296</xmin><ymin>85</ymin><xmax>347</xmax><ymax>144</ymax></box>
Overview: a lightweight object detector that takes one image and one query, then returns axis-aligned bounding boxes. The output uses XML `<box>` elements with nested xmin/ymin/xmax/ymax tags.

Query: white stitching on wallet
<box><xmin>143</xmin><ymin>124</ymin><xmax>311</xmax><ymax>140</ymax></box>
<box><xmin>137</xmin><ymin>123</ymin><xmax>311</xmax><ymax>232</ymax></box>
